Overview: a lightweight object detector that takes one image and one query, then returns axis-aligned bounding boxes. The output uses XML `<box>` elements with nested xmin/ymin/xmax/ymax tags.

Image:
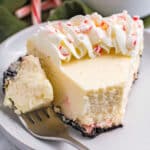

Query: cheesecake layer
<box><xmin>62</xmin><ymin>55</ymin><xmax>140</xmax><ymax>126</ymax></box>
<box><xmin>27</xmin><ymin>39</ymin><xmax>140</xmax><ymax>135</ymax></box>
<box><xmin>26</xmin><ymin>11</ymin><xmax>143</xmax><ymax>136</ymax></box>
<box><xmin>3</xmin><ymin>55</ymin><xmax>54</xmax><ymax>114</ymax></box>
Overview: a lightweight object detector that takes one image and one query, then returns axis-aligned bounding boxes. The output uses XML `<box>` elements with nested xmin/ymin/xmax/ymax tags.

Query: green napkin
<box><xmin>0</xmin><ymin>0</ymin><xmax>27</xmax><ymax>12</ymax></box>
<box><xmin>0</xmin><ymin>6</ymin><xmax>27</xmax><ymax>42</ymax></box>
<box><xmin>0</xmin><ymin>0</ymin><xmax>28</xmax><ymax>42</ymax></box>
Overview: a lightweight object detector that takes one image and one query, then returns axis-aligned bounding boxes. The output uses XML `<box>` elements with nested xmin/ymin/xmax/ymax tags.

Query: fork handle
<box><xmin>62</xmin><ymin>134</ymin><xmax>90</xmax><ymax>150</ymax></box>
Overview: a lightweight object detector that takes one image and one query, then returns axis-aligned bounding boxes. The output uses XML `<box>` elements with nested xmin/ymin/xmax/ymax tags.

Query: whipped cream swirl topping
<box><xmin>39</xmin><ymin>11</ymin><xmax>143</xmax><ymax>62</ymax></box>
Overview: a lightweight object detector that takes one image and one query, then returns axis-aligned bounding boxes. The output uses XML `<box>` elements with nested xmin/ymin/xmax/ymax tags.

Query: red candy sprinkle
<box><xmin>67</xmin><ymin>35</ymin><xmax>74</xmax><ymax>43</ymax></box>
<box><xmin>75</xmin><ymin>29</ymin><xmax>80</xmax><ymax>33</ymax></box>
<box><xmin>57</xmin><ymin>21</ymin><xmax>63</xmax><ymax>32</ymax></box>
<box><xmin>76</xmin><ymin>25</ymin><xmax>93</xmax><ymax>34</ymax></box>
<box><xmin>94</xmin><ymin>45</ymin><xmax>102</xmax><ymax>55</ymax></box>
<box><xmin>133</xmin><ymin>40</ymin><xmax>137</xmax><ymax>46</ymax></box>
<box><xmin>48</xmin><ymin>31</ymin><xmax>54</xmax><ymax>34</ymax></box>
<box><xmin>133</xmin><ymin>16</ymin><xmax>139</xmax><ymax>21</ymax></box>
<box><xmin>81</xmin><ymin>25</ymin><xmax>93</xmax><ymax>33</ymax></box>
<box><xmin>58</xmin><ymin>21</ymin><xmax>62</xmax><ymax>27</ymax></box>
<box><xmin>68</xmin><ymin>40</ymin><xmax>72</xmax><ymax>43</ymax></box>
<box><xmin>131</xmin><ymin>33</ymin><xmax>136</xmax><ymax>36</ymax></box>
<box><xmin>83</xmin><ymin>124</ymin><xmax>94</xmax><ymax>133</ymax></box>
<box><xmin>84</xmin><ymin>20</ymin><xmax>88</xmax><ymax>24</ymax></box>
<box><xmin>138</xmin><ymin>24</ymin><xmax>142</xmax><ymax>28</ymax></box>
<box><xmin>100</xmin><ymin>21</ymin><xmax>109</xmax><ymax>30</ymax></box>
<box><xmin>58</xmin><ymin>45</ymin><xmax>69</xmax><ymax>56</ymax></box>
<box><xmin>85</xmin><ymin>26</ymin><xmax>93</xmax><ymax>33</ymax></box>
<box><xmin>118</xmin><ymin>15</ymin><xmax>126</xmax><ymax>21</ymax></box>
<box><xmin>67</xmin><ymin>23</ymin><xmax>72</xmax><ymax>26</ymax></box>
<box><xmin>64</xmin><ymin>96</ymin><xmax>70</xmax><ymax>105</ymax></box>
<box><xmin>122</xmin><ymin>25</ymin><xmax>126</xmax><ymax>31</ymax></box>
<box><xmin>68</xmin><ymin>38</ymin><xmax>73</xmax><ymax>43</ymax></box>
<box><xmin>62</xmin><ymin>53</ymin><xmax>69</xmax><ymax>56</ymax></box>
<box><xmin>58</xmin><ymin>45</ymin><xmax>62</xmax><ymax>50</ymax></box>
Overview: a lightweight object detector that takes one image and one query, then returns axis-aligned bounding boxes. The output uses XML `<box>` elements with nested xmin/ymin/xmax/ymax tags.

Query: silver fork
<box><xmin>18</xmin><ymin>106</ymin><xmax>89</xmax><ymax>150</ymax></box>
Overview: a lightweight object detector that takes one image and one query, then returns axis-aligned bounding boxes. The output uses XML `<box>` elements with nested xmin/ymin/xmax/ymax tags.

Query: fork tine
<box><xmin>35</xmin><ymin>111</ymin><xmax>42</xmax><ymax>121</ymax></box>
<box><xmin>46</xmin><ymin>106</ymin><xmax>56</xmax><ymax>117</ymax></box>
<box><xmin>21</xmin><ymin>113</ymin><xmax>35</xmax><ymax>124</ymax></box>
<box><xmin>37</xmin><ymin>110</ymin><xmax>49</xmax><ymax>120</ymax></box>
<box><xmin>29</xmin><ymin>112</ymin><xmax>39</xmax><ymax>123</ymax></box>
<box><xmin>18</xmin><ymin>107</ymin><xmax>89</xmax><ymax>150</ymax></box>
<box><xmin>25</xmin><ymin>111</ymin><xmax>42</xmax><ymax>124</ymax></box>
<box><xmin>42</xmin><ymin>109</ymin><xmax>50</xmax><ymax>118</ymax></box>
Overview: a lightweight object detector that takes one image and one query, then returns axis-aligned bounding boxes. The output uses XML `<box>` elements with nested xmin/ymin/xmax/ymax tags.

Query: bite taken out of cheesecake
<box><xmin>3</xmin><ymin>55</ymin><xmax>54</xmax><ymax>114</ymax></box>
<box><xmin>27</xmin><ymin>11</ymin><xmax>143</xmax><ymax>137</ymax></box>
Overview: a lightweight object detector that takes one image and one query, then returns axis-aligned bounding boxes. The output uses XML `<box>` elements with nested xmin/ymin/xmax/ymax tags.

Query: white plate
<box><xmin>0</xmin><ymin>25</ymin><xmax>150</xmax><ymax>150</ymax></box>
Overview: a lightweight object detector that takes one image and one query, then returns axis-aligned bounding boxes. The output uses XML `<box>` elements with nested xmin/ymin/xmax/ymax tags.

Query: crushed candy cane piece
<box><xmin>94</xmin><ymin>45</ymin><xmax>102</xmax><ymax>55</ymax></box>
<box><xmin>59</xmin><ymin>45</ymin><xmax>70</xmax><ymax>56</ymax></box>
<box><xmin>122</xmin><ymin>25</ymin><xmax>126</xmax><ymax>31</ymax></box>
<box><xmin>105</xmin><ymin>119</ymin><xmax>113</xmax><ymax>127</ymax></box>
<box><xmin>67</xmin><ymin>23</ymin><xmax>72</xmax><ymax>26</ymax></box>
<box><xmin>57</xmin><ymin>21</ymin><xmax>63</xmax><ymax>32</ymax></box>
<box><xmin>100</xmin><ymin>21</ymin><xmax>109</xmax><ymax>30</ymax></box>
<box><xmin>118</xmin><ymin>15</ymin><xmax>126</xmax><ymax>20</ymax></box>
<box><xmin>133</xmin><ymin>16</ymin><xmax>139</xmax><ymax>21</ymax></box>
<box><xmin>79</xmin><ymin>25</ymin><xmax>93</xmax><ymax>33</ymax></box>
<box><xmin>84</xmin><ymin>19</ymin><xmax>88</xmax><ymax>24</ymax></box>
<box><xmin>83</xmin><ymin>124</ymin><xmax>95</xmax><ymax>133</ymax></box>
<box><xmin>59</xmin><ymin>45</ymin><xmax>62</xmax><ymax>50</ymax></box>
<box><xmin>133</xmin><ymin>40</ymin><xmax>137</xmax><ymax>46</ymax></box>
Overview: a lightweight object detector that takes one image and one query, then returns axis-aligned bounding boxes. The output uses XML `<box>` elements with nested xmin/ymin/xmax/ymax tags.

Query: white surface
<box><xmin>0</xmin><ymin>130</ymin><xmax>18</xmax><ymax>150</ymax></box>
<box><xmin>0</xmin><ymin>25</ymin><xmax>150</xmax><ymax>150</ymax></box>
<box><xmin>85</xmin><ymin>0</ymin><xmax>150</xmax><ymax>17</ymax></box>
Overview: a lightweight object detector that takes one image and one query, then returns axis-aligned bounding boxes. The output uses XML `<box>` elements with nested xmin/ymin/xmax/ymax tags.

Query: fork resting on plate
<box><xmin>19</xmin><ymin>106</ymin><xmax>89</xmax><ymax>150</ymax></box>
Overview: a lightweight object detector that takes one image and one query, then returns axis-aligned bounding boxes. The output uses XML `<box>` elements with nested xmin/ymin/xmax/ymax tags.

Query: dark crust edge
<box><xmin>53</xmin><ymin>106</ymin><xmax>123</xmax><ymax>138</ymax></box>
<box><xmin>2</xmin><ymin>56</ymin><xmax>24</xmax><ymax>94</ymax></box>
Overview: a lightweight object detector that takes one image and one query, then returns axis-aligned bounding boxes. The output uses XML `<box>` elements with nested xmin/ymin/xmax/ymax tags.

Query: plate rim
<box><xmin>0</xmin><ymin>25</ymin><xmax>150</xmax><ymax>150</ymax></box>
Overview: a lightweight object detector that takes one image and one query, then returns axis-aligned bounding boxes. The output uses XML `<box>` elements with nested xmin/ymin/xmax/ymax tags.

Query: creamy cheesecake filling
<box><xmin>27</xmin><ymin>39</ymin><xmax>140</xmax><ymax>130</ymax></box>
<box><xmin>62</xmin><ymin>55</ymin><xmax>140</xmax><ymax>129</ymax></box>
<box><xmin>26</xmin><ymin>11</ymin><xmax>143</xmax><ymax>136</ymax></box>
<box><xmin>3</xmin><ymin>55</ymin><xmax>54</xmax><ymax>114</ymax></box>
<box><xmin>55</xmin><ymin>56</ymin><xmax>140</xmax><ymax>135</ymax></box>
<box><xmin>63</xmin><ymin>56</ymin><xmax>131</xmax><ymax>90</ymax></box>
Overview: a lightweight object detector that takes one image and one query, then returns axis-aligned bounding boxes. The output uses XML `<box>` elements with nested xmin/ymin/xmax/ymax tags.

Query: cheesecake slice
<box><xmin>3</xmin><ymin>55</ymin><xmax>53</xmax><ymax>114</ymax></box>
<box><xmin>27</xmin><ymin>11</ymin><xmax>143</xmax><ymax>137</ymax></box>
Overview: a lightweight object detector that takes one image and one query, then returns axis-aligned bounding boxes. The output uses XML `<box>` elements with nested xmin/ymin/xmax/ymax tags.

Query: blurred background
<box><xmin>0</xmin><ymin>0</ymin><xmax>150</xmax><ymax>43</ymax></box>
